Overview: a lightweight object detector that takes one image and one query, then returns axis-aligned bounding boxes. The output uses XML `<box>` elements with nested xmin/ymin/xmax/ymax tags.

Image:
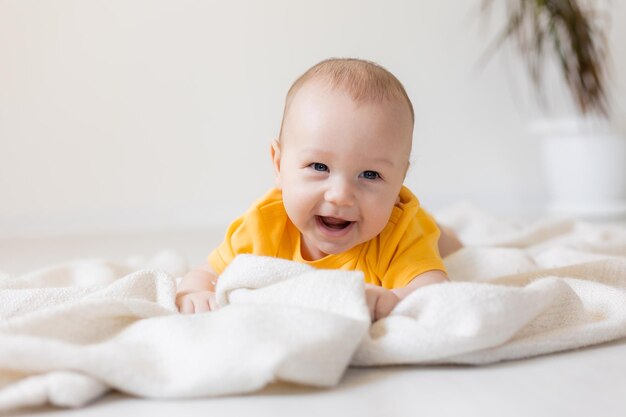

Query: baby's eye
<box><xmin>310</xmin><ymin>163</ymin><xmax>329</xmax><ymax>172</ymax></box>
<box><xmin>361</xmin><ymin>170</ymin><xmax>380</xmax><ymax>180</ymax></box>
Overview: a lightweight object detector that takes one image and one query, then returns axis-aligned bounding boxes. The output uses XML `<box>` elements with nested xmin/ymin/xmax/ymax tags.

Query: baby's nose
<box><xmin>324</xmin><ymin>179</ymin><xmax>355</xmax><ymax>206</ymax></box>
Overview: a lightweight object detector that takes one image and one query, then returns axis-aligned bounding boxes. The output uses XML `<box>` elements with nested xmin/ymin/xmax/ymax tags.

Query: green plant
<box><xmin>482</xmin><ymin>0</ymin><xmax>611</xmax><ymax>116</ymax></box>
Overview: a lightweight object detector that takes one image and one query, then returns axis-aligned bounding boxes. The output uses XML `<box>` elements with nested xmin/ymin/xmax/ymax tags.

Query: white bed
<box><xmin>2</xmin><ymin>208</ymin><xmax>626</xmax><ymax>417</ymax></box>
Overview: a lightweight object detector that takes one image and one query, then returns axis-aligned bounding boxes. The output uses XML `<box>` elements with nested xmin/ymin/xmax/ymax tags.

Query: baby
<box><xmin>176</xmin><ymin>58</ymin><xmax>462</xmax><ymax>320</ymax></box>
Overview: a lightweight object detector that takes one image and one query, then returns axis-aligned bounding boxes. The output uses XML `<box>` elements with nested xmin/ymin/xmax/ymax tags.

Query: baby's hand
<box><xmin>176</xmin><ymin>290</ymin><xmax>217</xmax><ymax>314</ymax></box>
<box><xmin>364</xmin><ymin>284</ymin><xmax>400</xmax><ymax>322</ymax></box>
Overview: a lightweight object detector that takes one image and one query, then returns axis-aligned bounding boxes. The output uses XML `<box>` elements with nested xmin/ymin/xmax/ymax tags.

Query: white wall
<box><xmin>1</xmin><ymin>0</ymin><xmax>625</xmax><ymax>237</ymax></box>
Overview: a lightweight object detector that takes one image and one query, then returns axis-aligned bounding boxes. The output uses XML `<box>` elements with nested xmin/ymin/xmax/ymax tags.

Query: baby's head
<box><xmin>271</xmin><ymin>58</ymin><xmax>415</xmax><ymax>261</ymax></box>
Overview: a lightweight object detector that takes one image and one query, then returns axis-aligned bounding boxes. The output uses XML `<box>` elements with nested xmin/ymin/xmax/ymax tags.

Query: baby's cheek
<box><xmin>361</xmin><ymin>214</ymin><xmax>386</xmax><ymax>238</ymax></box>
<box><xmin>364</xmin><ymin>206</ymin><xmax>393</xmax><ymax>234</ymax></box>
<box><xmin>282</xmin><ymin>193</ymin><xmax>309</xmax><ymax>224</ymax></box>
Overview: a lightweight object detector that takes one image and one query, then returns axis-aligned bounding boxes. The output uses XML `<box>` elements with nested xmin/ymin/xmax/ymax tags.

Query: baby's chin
<box><xmin>309</xmin><ymin>236</ymin><xmax>370</xmax><ymax>256</ymax></box>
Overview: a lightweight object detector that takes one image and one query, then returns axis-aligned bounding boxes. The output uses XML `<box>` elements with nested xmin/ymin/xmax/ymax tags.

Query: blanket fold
<box><xmin>1</xmin><ymin>211</ymin><xmax>625</xmax><ymax>411</ymax></box>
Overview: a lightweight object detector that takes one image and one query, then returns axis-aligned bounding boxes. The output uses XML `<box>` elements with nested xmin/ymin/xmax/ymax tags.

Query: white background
<box><xmin>1</xmin><ymin>0</ymin><xmax>625</xmax><ymax>238</ymax></box>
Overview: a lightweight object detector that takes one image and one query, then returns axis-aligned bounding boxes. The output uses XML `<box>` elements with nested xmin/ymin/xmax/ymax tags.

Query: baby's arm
<box><xmin>176</xmin><ymin>263</ymin><xmax>219</xmax><ymax>314</ymax></box>
<box><xmin>391</xmin><ymin>269</ymin><xmax>448</xmax><ymax>299</ymax></box>
<box><xmin>366</xmin><ymin>270</ymin><xmax>448</xmax><ymax>321</ymax></box>
<box><xmin>437</xmin><ymin>223</ymin><xmax>463</xmax><ymax>258</ymax></box>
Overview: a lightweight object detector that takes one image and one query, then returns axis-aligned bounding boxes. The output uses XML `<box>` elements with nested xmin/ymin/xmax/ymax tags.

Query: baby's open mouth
<box><xmin>317</xmin><ymin>216</ymin><xmax>353</xmax><ymax>230</ymax></box>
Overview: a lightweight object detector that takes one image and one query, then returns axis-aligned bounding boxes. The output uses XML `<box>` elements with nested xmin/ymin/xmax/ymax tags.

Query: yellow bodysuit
<box><xmin>209</xmin><ymin>186</ymin><xmax>446</xmax><ymax>289</ymax></box>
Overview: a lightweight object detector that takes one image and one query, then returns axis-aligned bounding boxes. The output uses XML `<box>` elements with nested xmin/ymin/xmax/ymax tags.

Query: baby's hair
<box><xmin>278</xmin><ymin>58</ymin><xmax>414</xmax><ymax>140</ymax></box>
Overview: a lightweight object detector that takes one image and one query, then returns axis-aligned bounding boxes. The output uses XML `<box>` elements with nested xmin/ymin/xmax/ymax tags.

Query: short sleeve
<box><xmin>208</xmin><ymin>189</ymin><xmax>287</xmax><ymax>275</ymax></box>
<box><xmin>379</xmin><ymin>207</ymin><xmax>446</xmax><ymax>289</ymax></box>
<box><xmin>208</xmin><ymin>212</ymin><xmax>257</xmax><ymax>275</ymax></box>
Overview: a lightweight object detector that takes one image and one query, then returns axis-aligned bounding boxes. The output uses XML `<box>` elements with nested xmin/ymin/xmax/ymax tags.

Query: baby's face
<box><xmin>273</xmin><ymin>80</ymin><xmax>413</xmax><ymax>261</ymax></box>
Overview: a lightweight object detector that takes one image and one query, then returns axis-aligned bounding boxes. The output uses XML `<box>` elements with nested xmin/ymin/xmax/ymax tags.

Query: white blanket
<box><xmin>1</xmin><ymin>207</ymin><xmax>626</xmax><ymax>411</ymax></box>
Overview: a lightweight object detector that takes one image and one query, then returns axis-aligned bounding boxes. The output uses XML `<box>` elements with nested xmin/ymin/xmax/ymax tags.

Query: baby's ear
<box><xmin>270</xmin><ymin>139</ymin><xmax>282</xmax><ymax>189</ymax></box>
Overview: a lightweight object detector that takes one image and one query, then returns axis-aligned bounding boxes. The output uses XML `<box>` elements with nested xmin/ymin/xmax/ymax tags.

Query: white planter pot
<box><xmin>534</xmin><ymin>118</ymin><xmax>626</xmax><ymax>220</ymax></box>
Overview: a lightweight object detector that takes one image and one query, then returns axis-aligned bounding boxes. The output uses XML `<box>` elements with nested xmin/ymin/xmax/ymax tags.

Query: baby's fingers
<box><xmin>207</xmin><ymin>292</ymin><xmax>218</xmax><ymax>310</ymax></box>
<box><xmin>193</xmin><ymin>297</ymin><xmax>212</xmax><ymax>313</ymax></box>
<box><xmin>176</xmin><ymin>292</ymin><xmax>215</xmax><ymax>314</ymax></box>
<box><xmin>178</xmin><ymin>296</ymin><xmax>196</xmax><ymax>314</ymax></box>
